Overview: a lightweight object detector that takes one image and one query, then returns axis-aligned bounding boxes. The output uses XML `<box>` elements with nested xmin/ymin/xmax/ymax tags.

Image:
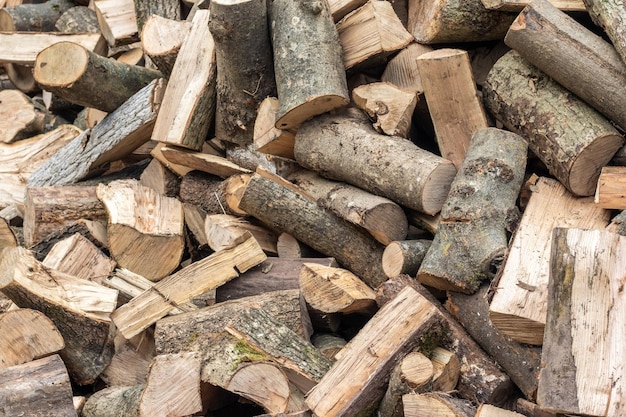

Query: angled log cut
<box><xmin>139</xmin><ymin>158</ymin><xmax>180</xmax><ymax>197</ymax></box>
<box><xmin>294</xmin><ymin>109</ymin><xmax>456</xmax><ymax>215</ymax></box>
<box><xmin>96</xmin><ymin>179</ymin><xmax>184</xmax><ymax>281</ymax></box>
<box><xmin>381</xmin><ymin>43</ymin><xmax>433</xmax><ymax>93</ymax></box>
<box><xmin>94</xmin><ymin>0</ymin><xmax>139</xmax><ymax>47</ymax></box>
<box><xmin>582</xmin><ymin>0</ymin><xmax>626</xmax><ymax>67</ymax></box>
<box><xmin>504</xmin><ymin>0</ymin><xmax>626</xmax><ymax>131</ymax></box>
<box><xmin>483</xmin><ymin>50</ymin><xmax>623</xmax><ymax>196</ymax></box>
<box><xmin>0</xmin><ymin>89</ymin><xmax>44</xmax><ymax>143</ymax></box>
<box><xmin>481</xmin><ymin>0</ymin><xmax>584</xmax><ymax>11</ymax></box>
<box><xmin>417</xmin><ymin>128</ymin><xmax>527</xmax><ymax>293</ymax></box>
<box><xmin>160</xmin><ymin>145</ymin><xmax>251</xmax><ymax>178</ymax></box>
<box><xmin>489</xmin><ymin>177</ymin><xmax>610</xmax><ymax>345</ymax></box>
<box><xmin>382</xmin><ymin>240</ymin><xmax>431</xmax><ymax>278</ymax></box>
<box><xmin>140</xmin><ymin>15</ymin><xmax>191</xmax><ymax>78</ymax></box>
<box><xmin>538</xmin><ymin>228</ymin><xmax>626</xmax><ymax>416</ymax></box>
<box><xmin>595</xmin><ymin>166</ymin><xmax>626</xmax><ymax>209</ymax></box>
<box><xmin>204</xmin><ymin>213</ymin><xmax>278</xmax><ymax>254</ymax></box>
<box><xmin>0</xmin><ymin>0</ymin><xmax>74</xmax><ymax>31</ymax></box>
<box><xmin>253</xmin><ymin>96</ymin><xmax>296</xmax><ymax>159</ymax></box>
<box><xmin>270</xmin><ymin>0</ymin><xmax>349</xmax><ymax>130</ymax></box>
<box><xmin>430</xmin><ymin>347</ymin><xmax>461</xmax><ymax>393</ymax></box>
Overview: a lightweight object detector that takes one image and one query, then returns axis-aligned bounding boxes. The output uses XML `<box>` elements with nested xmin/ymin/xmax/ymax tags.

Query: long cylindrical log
<box><xmin>504</xmin><ymin>0</ymin><xmax>626</xmax><ymax>131</ymax></box>
<box><xmin>294</xmin><ymin>109</ymin><xmax>456</xmax><ymax>215</ymax></box>
<box><xmin>239</xmin><ymin>172</ymin><xmax>388</xmax><ymax>288</ymax></box>
<box><xmin>0</xmin><ymin>0</ymin><xmax>74</xmax><ymax>31</ymax></box>
<box><xmin>382</xmin><ymin>240</ymin><xmax>432</xmax><ymax>278</ymax></box>
<box><xmin>34</xmin><ymin>42</ymin><xmax>162</xmax><ymax>112</ymax></box>
<box><xmin>483</xmin><ymin>50</ymin><xmax>623</xmax><ymax>197</ymax></box>
<box><xmin>582</xmin><ymin>0</ymin><xmax>626</xmax><ymax>67</ymax></box>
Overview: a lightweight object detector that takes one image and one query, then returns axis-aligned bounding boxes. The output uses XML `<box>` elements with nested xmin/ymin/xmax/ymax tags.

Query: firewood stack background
<box><xmin>1</xmin><ymin>0</ymin><xmax>625</xmax><ymax>416</ymax></box>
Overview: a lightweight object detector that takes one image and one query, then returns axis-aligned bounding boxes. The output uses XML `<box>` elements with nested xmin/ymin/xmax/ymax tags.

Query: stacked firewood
<box><xmin>0</xmin><ymin>0</ymin><xmax>625</xmax><ymax>416</ymax></box>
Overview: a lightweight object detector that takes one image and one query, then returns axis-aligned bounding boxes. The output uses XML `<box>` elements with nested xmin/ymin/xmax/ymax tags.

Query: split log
<box><xmin>139</xmin><ymin>158</ymin><xmax>180</xmax><ymax>197</ymax></box>
<box><xmin>287</xmin><ymin>168</ymin><xmax>408</xmax><ymax>245</ymax></box>
<box><xmin>73</xmin><ymin>107</ymin><xmax>108</xmax><ymax>131</ymax></box>
<box><xmin>431</xmin><ymin>347</ymin><xmax>461</xmax><ymax>393</ymax></box>
<box><xmin>299</xmin><ymin>263</ymin><xmax>377</xmax><ymax>315</ymax></box>
<box><xmin>225</xmin><ymin>142</ymin><xmax>302</xmax><ymax>178</ymax></box>
<box><xmin>582</xmin><ymin>0</ymin><xmax>626</xmax><ymax>67</ymax></box>
<box><xmin>311</xmin><ymin>333</ymin><xmax>347</xmax><ymax>360</ymax></box>
<box><xmin>96</xmin><ymin>179</ymin><xmax>184</xmax><ymax>281</ymax></box>
<box><xmin>305</xmin><ymin>286</ymin><xmax>447</xmax><ymax>417</ymax></box>
<box><xmin>2</xmin><ymin>63</ymin><xmax>37</xmax><ymax>93</ymax></box>
<box><xmin>151</xmin><ymin>10</ymin><xmax>216</xmax><ymax>151</ymax></box>
<box><xmin>337</xmin><ymin>0</ymin><xmax>414</xmax><ymax>70</ymax></box>
<box><xmin>269</xmin><ymin>0</ymin><xmax>349</xmax><ymax>130</ymax></box>
<box><xmin>0</xmin><ymin>247</ymin><xmax>118</xmax><ymax>384</ymax></box>
<box><xmin>55</xmin><ymin>6</ymin><xmax>100</xmax><ymax>33</ymax></box>
<box><xmin>238</xmin><ymin>171</ymin><xmax>388</xmax><ymax>288</ymax></box>
<box><xmin>179</xmin><ymin>171</ymin><xmax>248</xmax><ymax>216</ymax></box>
<box><xmin>183</xmin><ymin>203</ymin><xmax>209</xmax><ymax>247</ymax></box>
<box><xmin>403</xmin><ymin>392</ymin><xmax>476</xmax><ymax>417</ymax></box>
<box><xmin>416</xmin><ymin>48</ymin><xmax>489</xmax><ymax>169</ymax></box>
<box><xmin>0</xmin><ymin>89</ymin><xmax>46</xmax><ymax>143</ymax></box>
<box><xmin>160</xmin><ymin>145</ymin><xmax>251</xmax><ymax>178</ymax></box>
<box><xmin>132</xmin><ymin>0</ymin><xmax>180</xmax><ymax>33</ymax></box>
<box><xmin>209</xmin><ymin>0</ymin><xmax>276</xmax><ymax>146</ymax></box>
<box><xmin>150</xmin><ymin>142</ymin><xmax>193</xmax><ymax>176</ymax></box>
<box><xmin>481</xmin><ymin>0</ymin><xmax>585</xmax><ymax>11</ymax></box>
<box><xmin>0</xmin><ymin>354</ymin><xmax>77</xmax><ymax>417</ymax></box>
<box><xmin>538</xmin><ymin>228</ymin><xmax>626</xmax><ymax>416</ymax></box>
<box><xmin>382</xmin><ymin>240</ymin><xmax>431</xmax><ymax>279</ymax></box>
<box><xmin>352</xmin><ymin>82</ymin><xmax>417</xmax><ymax>138</ymax></box>
<box><xmin>483</xmin><ymin>50</ymin><xmax>623</xmax><ymax>196</ymax></box>
<box><xmin>205</xmin><ymin>213</ymin><xmax>278</xmax><ymax>254</ymax></box>
<box><xmin>100</xmin><ymin>330</ymin><xmax>155</xmax><ymax>387</ymax></box>
<box><xmin>294</xmin><ymin>109</ymin><xmax>457</xmax><ymax>215</ymax></box>
<box><xmin>0</xmin><ymin>308</ymin><xmax>64</xmax><ymax>368</ymax></box>
<box><xmin>111</xmin><ymin>233</ymin><xmax>266</xmax><ymax>339</ymax></box>
<box><xmin>0</xmin><ymin>32</ymin><xmax>106</xmax><ymax>64</ymax></box>
<box><xmin>327</xmin><ymin>0</ymin><xmax>367</xmax><ymax>21</ymax></box>
<box><xmin>23</xmin><ymin>185</ymin><xmax>106</xmax><ymax>248</ymax></box>
<box><xmin>28</xmin><ymin>79</ymin><xmax>164</xmax><ymax>187</ymax></box>
<box><xmin>476</xmin><ymin>404</ymin><xmax>525</xmax><ymax>416</ymax></box>
<box><xmin>253</xmin><ymin>96</ymin><xmax>296</xmax><ymax>159</ymax></box>
<box><xmin>0</xmin><ymin>0</ymin><xmax>74</xmax><ymax>31</ymax></box>
<box><xmin>594</xmin><ymin>166</ymin><xmax>626</xmax><ymax>209</ymax></box>
<box><xmin>504</xmin><ymin>0</ymin><xmax>626</xmax><ymax>131</ymax></box>
<box><xmin>417</xmin><ymin>127</ymin><xmax>527</xmax><ymax>293</ymax></box>
<box><xmin>0</xmin><ymin>217</ymin><xmax>17</xmax><ymax>249</ymax></box>
<box><xmin>381</xmin><ymin>43</ymin><xmax>433</xmax><ymax>93</ymax></box>
<box><xmin>94</xmin><ymin>0</ymin><xmax>139</xmax><ymax>47</ymax></box>
<box><xmin>489</xmin><ymin>177</ymin><xmax>610</xmax><ymax>345</ymax></box>
<box><xmin>408</xmin><ymin>0</ymin><xmax>517</xmax><ymax>44</ymax></box>
<box><xmin>140</xmin><ymin>15</ymin><xmax>191</xmax><ymax>79</ymax></box>
<box><xmin>276</xmin><ymin>233</ymin><xmax>319</xmax><ymax>258</ymax></box>
<box><xmin>515</xmin><ymin>398</ymin><xmax>562</xmax><ymax>417</ymax></box>
<box><xmin>82</xmin><ymin>385</ymin><xmax>144</xmax><ymax>417</ymax></box>
<box><xmin>30</xmin><ymin>219</ymin><xmax>108</xmax><ymax>262</ymax></box>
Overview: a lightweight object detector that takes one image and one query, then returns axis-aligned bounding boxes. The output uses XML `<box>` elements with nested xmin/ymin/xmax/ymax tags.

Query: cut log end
<box><xmin>569</xmin><ymin>133</ymin><xmax>623</xmax><ymax>196</ymax></box>
<box><xmin>422</xmin><ymin>161</ymin><xmax>457</xmax><ymax>215</ymax></box>
<box><xmin>275</xmin><ymin>95</ymin><xmax>349</xmax><ymax>130</ymax></box>
<box><xmin>34</xmin><ymin>42</ymin><xmax>89</xmax><ymax>88</ymax></box>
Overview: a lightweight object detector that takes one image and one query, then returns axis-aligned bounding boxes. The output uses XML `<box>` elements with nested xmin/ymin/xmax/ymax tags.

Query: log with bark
<box><xmin>140</xmin><ymin>15</ymin><xmax>191</xmax><ymax>79</ymax></box>
<box><xmin>382</xmin><ymin>240</ymin><xmax>431</xmax><ymax>279</ymax></box>
<box><xmin>0</xmin><ymin>0</ymin><xmax>74</xmax><ymax>31</ymax></box>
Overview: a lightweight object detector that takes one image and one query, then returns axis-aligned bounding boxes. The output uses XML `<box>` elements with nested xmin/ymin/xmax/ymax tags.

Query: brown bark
<box><xmin>0</xmin><ymin>0</ymin><xmax>74</xmax><ymax>31</ymax></box>
<box><xmin>55</xmin><ymin>6</ymin><xmax>100</xmax><ymax>33</ymax></box>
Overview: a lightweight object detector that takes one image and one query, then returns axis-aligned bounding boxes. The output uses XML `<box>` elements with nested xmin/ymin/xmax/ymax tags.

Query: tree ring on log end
<box><xmin>34</xmin><ymin>42</ymin><xmax>89</xmax><ymax>88</ymax></box>
<box><xmin>421</xmin><ymin>162</ymin><xmax>456</xmax><ymax>215</ymax></box>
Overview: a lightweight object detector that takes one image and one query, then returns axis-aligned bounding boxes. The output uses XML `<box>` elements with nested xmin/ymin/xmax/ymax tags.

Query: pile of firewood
<box><xmin>1</xmin><ymin>0</ymin><xmax>625</xmax><ymax>416</ymax></box>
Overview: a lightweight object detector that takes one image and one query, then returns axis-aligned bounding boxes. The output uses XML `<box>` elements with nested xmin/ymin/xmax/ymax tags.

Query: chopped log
<box><xmin>582</xmin><ymin>0</ymin><xmax>626</xmax><ymax>67</ymax></box>
<box><xmin>132</xmin><ymin>0</ymin><xmax>180</xmax><ymax>33</ymax></box>
<box><xmin>55</xmin><ymin>6</ymin><xmax>100</xmax><ymax>33</ymax></box>
<box><xmin>416</xmin><ymin>48</ymin><xmax>489</xmax><ymax>169</ymax></box>
<box><xmin>205</xmin><ymin>213</ymin><xmax>278</xmax><ymax>254</ymax></box>
<box><xmin>408</xmin><ymin>0</ymin><xmax>517</xmax><ymax>44</ymax></box>
<box><xmin>225</xmin><ymin>142</ymin><xmax>302</xmax><ymax>178</ymax></box>
<box><xmin>139</xmin><ymin>158</ymin><xmax>180</xmax><ymax>197</ymax></box>
<box><xmin>594</xmin><ymin>166</ymin><xmax>626</xmax><ymax>209</ymax></box>
<box><xmin>306</xmin><ymin>286</ymin><xmax>447</xmax><ymax>417</ymax></box>
<box><xmin>381</xmin><ymin>42</ymin><xmax>433</xmax><ymax>93</ymax></box>
<box><xmin>94</xmin><ymin>0</ymin><xmax>139</xmax><ymax>47</ymax></box>
<box><xmin>299</xmin><ymin>263</ymin><xmax>377</xmax><ymax>315</ymax></box>
<box><xmin>352</xmin><ymin>82</ymin><xmax>417</xmax><ymax>138</ymax></box>
<box><xmin>0</xmin><ymin>308</ymin><xmax>64</xmax><ymax>368</ymax></box>
<box><xmin>23</xmin><ymin>185</ymin><xmax>106</xmax><ymax>248</ymax></box>
<box><xmin>28</xmin><ymin>79</ymin><xmax>164</xmax><ymax>187</ymax></box>
<box><xmin>0</xmin><ymin>0</ymin><xmax>74</xmax><ymax>31</ymax></box>
<box><xmin>73</xmin><ymin>107</ymin><xmax>108</xmax><ymax>130</ymax></box>
<box><xmin>82</xmin><ymin>385</ymin><xmax>143</xmax><ymax>417</ymax></box>
<box><xmin>160</xmin><ymin>145</ymin><xmax>251</xmax><ymax>178</ymax></box>
<box><xmin>0</xmin><ymin>217</ymin><xmax>17</xmax><ymax>249</ymax></box>
<box><xmin>476</xmin><ymin>404</ymin><xmax>525</xmax><ymax>416</ymax></box>
<box><xmin>138</xmin><ymin>352</ymin><xmax>203</xmax><ymax>417</ymax></box>
<box><xmin>482</xmin><ymin>0</ymin><xmax>585</xmax><ymax>11</ymax></box>
<box><xmin>538</xmin><ymin>228</ymin><xmax>626</xmax><ymax>416</ymax></box>
<box><xmin>327</xmin><ymin>0</ymin><xmax>367</xmax><ymax>21</ymax></box>
<box><xmin>276</xmin><ymin>233</ymin><xmax>319</xmax><ymax>258</ymax></box>
<box><xmin>483</xmin><ymin>50</ymin><xmax>623</xmax><ymax>196</ymax></box>
<box><xmin>140</xmin><ymin>15</ymin><xmax>191</xmax><ymax>79</ymax></box>
<box><xmin>183</xmin><ymin>203</ymin><xmax>209</xmax><ymax>247</ymax></box>
<box><xmin>311</xmin><ymin>333</ymin><xmax>347</xmax><ymax>360</ymax></box>
<box><xmin>378</xmin><ymin>351</ymin><xmax>434</xmax><ymax>417</ymax></box>
<box><xmin>337</xmin><ymin>0</ymin><xmax>414</xmax><ymax>70</ymax></box>
<box><xmin>269</xmin><ymin>0</ymin><xmax>349</xmax><ymax>130</ymax></box>
<box><xmin>179</xmin><ymin>171</ymin><xmax>247</xmax><ymax>216</ymax></box>
<box><xmin>504</xmin><ymin>0</ymin><xmax>626</xmax><ymax>131</ymax></box>
<box><xmin>239</xmin><ymin>171</ymin><xmax>387</xmax><ymax>288</ymax></box>
<box><xmin>227</xmin><ymin>361</ymin><xmax>294</xmax><ymax>414</ymax></box>
<box><xmin>382</xmin><ymin>240</ymin><xmax>432</xmax><ymax>278</ymax></box>
<box><xmin>489</xmin><ymin>177</ymin><xmax>610</xmax><ymax>345</ymax></box>
<box><xmin>0</xmin><ymin>354</ymin><xmax>78</xmax><ymax>417</ymax></box>
<box><xmin>403</xmin><ymin>392</ymin><xmax>476</xmax><ymax>417</ymax></box>
<box><xmin>150</xmin><ymin>142</ymin><xmax>192</xmax><ymax>176</ymax></box>
<box><xmin>253</xmin><ymin>96</ymin><xmax>296</xmax><ymax>159</ymax></box>
<box><xmin>100</xmin><ymin>330</ymin><xmax>155</xmax><ymax>387</ymax></box>
<box><xmin>0</xmin><ymin>247</ymin><xmax>118</xmax><ymax>384</ymax></box>
<box><xmin>151</xmin><ymin>10</ymin><xmax>216</xmax><ymax>151</ymax></box>
<box><xmin>287</xmin><ymin>168</ymin><xmax>408</xmax><ymax>245</ymax></box>
<box><xmin>111</xmin><ymin>233</ymin><xmax>266</xmax><ymax>339</ymax></box>
<box><xmin>30</xmin><ymin>219</ymin><xmax>108</xmax><ymax>261</ymax></box>
<box><xmin>446</xmin><ymin>285</ymin><xmax>542</xmax><ymax>401</ymax></box>
<box><xmin>417</xmin><ymin>128</ymin><xmax>527</xmax><ymax>293</ymax></box>
<box><xmin>0</xmin><ymin>89</ymin><xmax>46</xmax><ymax>143</ymax></box>
<box><xmin>431</xmin><ymin>347</ymin><xmax>461</xmax><ymax>393</ymax></box>
<box><xmin>96</xmin><ymin>179</ymin><xmax>184</xmax><ymax>281</ymax></box>
<box><xmin>294</xmin><ymin>109</ymin><xmax>456</xmax><ymax>215</ymax></box>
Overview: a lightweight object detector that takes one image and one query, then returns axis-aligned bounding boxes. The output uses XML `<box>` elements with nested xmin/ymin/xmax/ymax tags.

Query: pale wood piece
<box><xmin>28</xmin><ymin>79</ymin><xmax>165</xmax><ymax>187</ymax></box>
<box><xmin>0</xmin><ymin>217</ymin><xmax>17</xmax><ymax>249</ymax></box>
<box><xmin>482</xmin><ymin>0</ymin><xmax>584</xmax><ymax>11</ymax></box>
<box><xmin>100</xmin><ymin>330</ymin><xmax>155</xmax><ymax>387</ymax></box>
<box><xmin>299</xmin><ymin>263</ymin><xmax>377</xmax><ymax>314</ymax></box>
<box><xmin>476</xmin><ymin>404</ymin><xmax>525</xmax><ymax>416</ymax></box>
<box><xmin>0</xmin><ymin>308</ymin><xmax>64</xmax><ymax>368</ymax></box>
<box><xmin>151</xmin><ymin>10</ymin><xmax>216</xmax><ymax>151</ymax></box>
<box><xmin>82</xmin><ymin>385</ymin><xmax>143</xmax><ymax>417</ymax></box>
<box><xmin>417</xmin><ymin>49</ymin><xmax>489</xmax><ymax>169</ymax></box>
<box><xmin>97</xmin><ymin>179</ymin><xmax>184</xmax><ymax>281</ymax></box>
<box><xmin>0</xmin><ymin>0</ymin><xmax>74</xmax><ymax>31</ymax></box>
<box><xmin>582</xmin><ymin>0</ymin><xmax>626</xmax><ymax>67</ymax></box>
<box><xmin>337</xmin><ymin>0</ymin><xmax>413</xmax><ymax>70</ymax></box>
<box><xmin>94</xmin><ymin>0</ymin><xmax>139</xmax><ymax>47</ymax></box>
<box><xmin>43</xmin><ymin>233</ymin><xmax>116</xmax><ymax>284</ymax></box>
<box><xmin>381</xmin><ymin>43</ymin><xmax>433</xmax><ymax>93</ymax></box>
<box><xmin>408</xmin><ymin>0</ymin><xmax>517</xmax><ymax>44</ymax></box>
<box><xmin>0</xmin><ymin>89</ymin><xmax>45</xmax><ymax>143</ymax></box>
<box><xmin>311</xmin><ymin>333</ymin><xmax>347</xmax><ymax>360</ymax></box>
<box><xmin>295</xmin><ymin>109</ymin><xmax>457</xmax><ymax>215</ymax></box>
<box><xmin>327</xmin><ymin>0</ymin><xmax>367</xmax><ymax>21</ymax></box>
<box><xmin>30</xmin><ymin>219</ymin><xmax>108</xmax><ymax>262</ymax></box>
<box><xmin>55</xmin><ymin>6</ymin><xmax>100</xmax><ymax>33</ymax></box>
<box><xmin>23</xmin><ymin>185</ymin><xmax>106</xmax><ymax>248</ymax></box>
<box><xmin>594</xmin><ymin>166</ymin><xmax>626</xmax><ymax>209</ymax></box>
<box><xmin>111</xmin><ymin>233</ymin><xmax>266</xmax><ymax>339</ymax></box>
<box><xmin>140</xmin><ymin>15</ymin><xmax>191</xmax><ymax>78</ymax></box>
<box><xmin>2</xmin><ymin>62</ymin><xmax>37</xmax><ymax>94</ymax></box>
<box><xmin>205</xmin><ymin>213</ymin><xmax>278</xmax><ymax>254</ymax></box>
<box><xmin>489</xmin><ymin>177</ymin><xmax>611</xmax><ymax>345</ymax></box>
<box><xmin>352</xmin><ymin>82</ymin><xmax>417</xmax><ymax>138</ymax></box>
<box><xmin>150</xmin><ymin>142</ymin><xmax>193</xmax><ymax>176</ymax></box>
<box><xmin>223</xmin><ymin>173</ymin><xmax>252</xmax><ymax>216</ymax></box>
<box><xmin>74</xmin><ymin>107</ymin><xmax>108</xmax><ymax>130</ymax></box>
<box><xmin>0</xmin><ymin>247</ymin><xmax>118</xmax><ymax>384</ymax></box>
<box><xmin>253</xmin><ymin>96</ymin><xmax>296</xmax><ymax>159</ymax></box>
<box><xmin>382</xmin><ymin>240</ymin><xmax>432</xmax><ymax>278</ymax></box>
<box><xmin>0</xmin><ymin>354</ymin><xmax>78</xmax><ymax>417</ymax></box>
<box><xmin>483</xmin><ymin>50</ymin><xmax>624</xmax><ymax>196</ymax></box>
<box><xmin>405</xmin><ymin>210</ymin><xmax>440</xmax><ymax>235</ymax></box>
<box><xmin>538</xmin><ymin>228</ymin><xmax>626</xmax><ymax>416</ymax></box>
<box><xmin>403</xmin><ymin>392</ymin><xmax>476</xmax><ymax>417</ymax></box>
<box><xmin>139</xmin><ymin>158</ymin><xmax>180</xmax><ymax>197</ymax></box>
<box><xmin>288</xmin><ymin>168</ymin><xmax>408</xmax><ymax>245</ymax></box>
<box><xmin>160</xmin><ymin>145</ymin><xmax>251</xmax><ymax>178</ymax></box>
<box><xmin>431</xmin><ymin>347</ymin><xmax>460</xmax><ymax>393</ymax></box>
<box><xmin>276</xmin><ymin>233</ymin><xmax>319</xmax><ymax>258</ymax></box>
<box><xmin>306</xmin><ymin>286</ymin><xmax>447</xmax><ymax>417</ymax></box>
<box><xmin>270</xmin><ymin>0</ymin><xmax>349</xmax><ymax>130</ymax></box>
<box><xmin>504</xmin><ymin>0</ymin><xmax>626</xmax><ymax>131</ymax></box>
<box><xmin>138</xmin><ymin>352</ymin><xmax>202</xmax><ymax>417</ymax></box>
<box><xmin>183</xmin><ymin>203</ymin><xmax>208</xmax><ymax>246</ymax></box>
<box><xmin>417</xmin><ymin>128</ymin><xmax>527</xmax><ymax>293</ymax></box>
